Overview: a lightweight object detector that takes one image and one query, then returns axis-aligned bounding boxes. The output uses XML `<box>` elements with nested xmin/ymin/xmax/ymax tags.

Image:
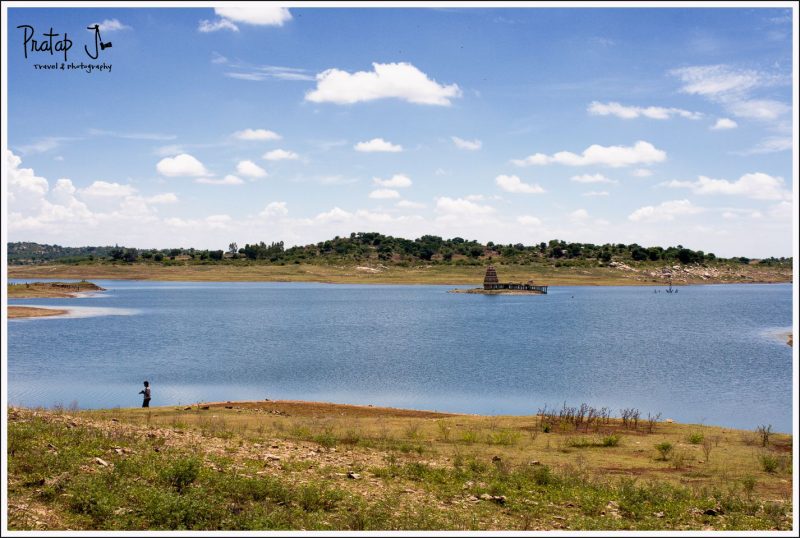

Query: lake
<box><xmin>7</xmin><ymin>279</ymin><xmax>794</xmax><ymax>431</ymax></box>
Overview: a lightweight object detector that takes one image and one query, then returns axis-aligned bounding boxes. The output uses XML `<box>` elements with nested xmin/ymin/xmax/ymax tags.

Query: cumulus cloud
<box><xmin>588</xmin><ymin>101</ymin><xmax>701</xmax><ymax>120</ymax></box>
<box><xmin>354</xmin><ymin>138</ymin><xmax>403</xmax><ymax>153</ymax></box>
<box><xmin>92</xmin><ymin>19</ymin><xmax>132</xmax><ymax>32</ymax></box>
<box><xmin>315</xmin><ymin>206</ymin><xmax>353</xmax><ymax>223</ymax></box>
<box><xmin>305</xmin><ymin>62</ymin><xmax>461</xmax><ymax>106</ymax></box>
<box><xmin>665</xmin><ymin>173</ymin><xmax>789</xmax><ymax>201</ymax></box>
<box><xmin>260</xmin><ymin>201</ymin><xmax>288</xmax><ymax>218</ymax></box>
<box><xmin>199</xmin><ymin>6</ymin><xmax>291</xmax><ymax>32</ymax></box>
<box><xmin>628</xmin><ymin>199</ymin><xmax>703</xmax><ymax>222</ymax></box>
<box><xmin>436</xmin><ymin>197</ymin><xmax>495</xmax><ymax>215</ymax></box>
<box><xmin>512</xmin><ymin>141</ymin><xmax>666</xmax><ymax>168</ymax></box>
<box><xmin>196</xmin><ymin>175</ymin><xmax>244</xmax><ymax>185</ymax></box>
<box><xmin>516</xmin><ymin>215</ymin><xmax>542</xmax><ymax>226</ymax></box>
<box><xmin>570</xmin><ymin>173</ymin><xmax>616</xmax><ymax>184</ymax></box>
<box><xmin>495</xmin><ymin>174</ymin><xmax>545</xmax><ymax>194</ymax></box>
<box><xmin>369</xmin><ymin>189</ymin><xmax>400</xmax><ymax>199</ymax></box>
<box><xmin>452</xmin><ymin>136</ymin><xmax>482</xmax><ymax>150</ymax></box>
<box><xmin>373</xmin><ymin>174</ymin><xmax>412</xmax><ymax>188</ymax></box>
<box><xmin>263</xmin><ymin>149</ymin><xmax>299</xmax><ymax>161</ymax></box>
<box><xmin>146</xmin><ymin>193</ymin><xmax>178</xmax><ymax>204</ymax></box>
<box><xmin>156</xmin><ymin>154</ymin><xmax>209</xmax><ymax>177</ymax></box>
<box><xmin>81</xmin><ymin>181</ymin><xmax>136</xmax><ymax>198</ymax></box>
<box><xmin>236</xmin><ymin>160</ymin><xmax>268</xmax><ymax>178</ymax></box>
<box><xmin>233</xmin><ymin>128</ymin><xmax>281</xmax><ymax>141</ymax></box>
<box><xmin>568</xmin><ymin>209</ymin><xmax>590</xmax><ymax>221</ymax></box>
<box><xmin>711</xmin><ymin>118</ymin><xmax>738</xmax><ymax>130</ymax></box>
<box><xmin>726</xmin><ymin>99</ymin><xmax>789</xmax><ymax>120</ymax></box>
<box><xmin>396</xmin><ymin>200</ymin><xmax>426</xmax><ymax>209</ymax></box>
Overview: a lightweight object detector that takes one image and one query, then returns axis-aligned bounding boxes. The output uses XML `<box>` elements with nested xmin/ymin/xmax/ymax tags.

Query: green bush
<box><xmin>655</xmin><ymin>442</ymin><xmax>673</xmax><ymax>461</ymax></box>
<box><xmin>602</xmin><ymin>434</ymin><xmax>620</xmax><ymax>447</ymax></box>
<box><xmin>687</xmin><ymin>432</ymin><xmax>704</xmax><ymax>445</ymax></box>
<box><xmin>161</xmin><ymin>457</ymin><xmax>201</xmax><ymax>493</ymax></box>
<box><xmin>759</xmin><ymin>453</ymin><xmax>779</xmax><ymax>473</ymax></box>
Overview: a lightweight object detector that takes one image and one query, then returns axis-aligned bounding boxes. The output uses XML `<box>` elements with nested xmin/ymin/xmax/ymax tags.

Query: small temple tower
<box><xmin>483</xmin><ymin>265</ymin><xmax>499</xmax><ymax>290</ymax></box>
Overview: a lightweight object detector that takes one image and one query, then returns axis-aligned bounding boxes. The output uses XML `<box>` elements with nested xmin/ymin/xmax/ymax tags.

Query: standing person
<box><xmin>139</xmin><ymin>381</ymin><xmax>151</xmax><ymax>407</ymax></box>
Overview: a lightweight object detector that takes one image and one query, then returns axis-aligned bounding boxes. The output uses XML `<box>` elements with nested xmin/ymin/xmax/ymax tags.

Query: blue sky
<box><xmin>4</xmin><ymin>5</ymin><xmax>796</xmax><ymax>257</ymax></box>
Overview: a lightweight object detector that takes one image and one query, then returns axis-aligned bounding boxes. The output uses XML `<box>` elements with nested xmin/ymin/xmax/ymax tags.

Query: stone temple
<box><xmin>483</xmin><ymin>265</ymin><xmax>547</xmax><ymax>293</ymax></box>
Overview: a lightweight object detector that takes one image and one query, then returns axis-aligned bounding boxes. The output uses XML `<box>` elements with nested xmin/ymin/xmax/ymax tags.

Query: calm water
<box><xmin>7</xmin><ymin>280</ymin><xmax>794</xmax><ymax>431</ymax></box>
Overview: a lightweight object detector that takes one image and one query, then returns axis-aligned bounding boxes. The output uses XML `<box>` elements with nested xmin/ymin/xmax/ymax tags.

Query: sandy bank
<box><xmin>8</xmin><ymin>306</ymin><xmax>68</xmax><ymax>319</ymax></box>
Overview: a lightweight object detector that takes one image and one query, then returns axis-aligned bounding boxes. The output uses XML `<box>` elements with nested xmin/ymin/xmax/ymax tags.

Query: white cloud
<box><xmin>632</xmin><ymin>168</ymin><xmax>654</xmax><ymax>178</ymax></box>
<box><xmin>196</xmin><ymin>175</ymin><xmax>244</xmax><ymax>185</ymax></box>
<box><xmin>569</xmin><ymin>209</ymin><xmax>590</xmax><ymax>221</ymax></box>
<box><xmin>743</xmin><ymin>137</ymin><xmax>792</xmax><ymax>154</ymax></box>
<box><xmin>436</xmin><ymin>197</ymin><xmax>495</xmax><ymax>215</ymax></box>
<box><xmin>711</xmin><ymin>118</ymin><xmax>738</xmax><ymax>130</ymax></box>
<box><xmin>512</xmin><ymin>141</ymin><xmax>666</xmax><ymax>168</ymax></box>
<box><xmin>495</xmin><ymin>174</ymin><xmax>545</xmax><ymax>194</ymax></box>
<box><xmin>670</xmin><ymin>65</ymin><xmax>764</xmax><ymax>97</ymax></box>
<box><xmin>81</xmin><ymin>181</ymin><xmax>136</xmax><ymax>198</ymax></box>
<box><xmin>582</xmin><ymin>191</ymin><xmax>609</xmax><ymax>197</ymax></box>
<box><xmin>396</xmin><ymin>200</ymin><xmax>426</xmax><ymax>209</ymax></box>
<box><xmin>92</xmin><ymin>19</ymin><xmax>132</xmax><ymax>32</ymax></box>
<box><xmin>628</xmin><ymin>199</ymin><xmax>703</xmax><ymax>222</ymax></box>
<box><xmin>205</xmin><ymin>214</ymin><xmax>233</xmax><ymax>229</ymax></box>
<box><xmin>373</xmin><ymin>174</ymin><xmax>412</xmax><ymax>188</ymax></box>
<box><xmin>670</xmin><ymin>64</ymin><xmax>789</xmax><ymax>121</ymax></box>
<box><xmin>146</xmin><ymin>193</ymin><xmax>178</xmax><ymax>204</ymax></box>
<box><xmin>263</xmin><ymin>149</ymin><xmax>299</xmax><ymax>161</ymax></box>
<box><xmin>215</xmin><ymin>6</ymin><xmax>292</xmax><ymax>26</ymax></box>
<box><xmin>315</xmin><ymin>207</ymin><xmax>353</xmax><ymax>223</ymax></box>
<box><xmin>199</xmin><ymin>19</ymin><xmax>239</xmax><ymax>33</ymax></box>
<box><xmin>233</xmin><ymin>128</ymin><xmax>281</xmax><ymax>141</ymax></box>
<box><xmin>305</xmin><ymin>62</ymin><xmax>461</xmax><ymax>106</ymax></box>
<box><xmin>588</xmin><ymin>101</ymin><xmax>701</xmax><ymax>120</ymax></box>
<box><xmin>6</xmin><ymin>150</ymin><xmax>48</xmax><ymax>198</ymax></box>
<box><xmin>236</xmin><ymin>160</ymin><xmax>268</xmax><ymax>178</ymax></box>
<box><xmin>665</xmin><ymin>173</ymin><xmax>789</xmax><ymax>201</ymax></box>
<box><xmin>516</xmin><ymin>215</ymin><xmax>542</xmax><ymax>226</ymax></box>
<box><xmin>260</xmin><ymin>201</ymin><xmax>289</xmax><ymax>218</ymax></box>
<box><xmin>570</xmin><ymin>173</ymin><xmax>616</xmax><ymax>184</ymax></box>
<box><xmin>726</xmin><ymin>99</ymin><xmax>789</xmax><ymax>120</ymax></box>
<box><xmin>452</xmin><ymin>136</ymin><xmax>482</xmax><ymax>150</ymax></box>
<box><xmin>199</xmin><ymin>6</ymin><xmax>291</xmax><ymax>32</ymax></box>
<box><xmin>156</xmin><ymin>154</ymin><xmax>209</xmax><ymax>177</ymax></box>
<box><xmin>369</xmin><ymin>189</ymin><xmax>400</xmax><ymax>199</ymax></box>
<box><xmin>354</xmin><ymin>138</ymin><xmax>403</xmax><ymax>153</ymax></box>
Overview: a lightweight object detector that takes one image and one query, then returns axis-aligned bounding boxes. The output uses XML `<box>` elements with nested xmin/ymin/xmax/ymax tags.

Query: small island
<box><xmin>7</xmin><ymin>281</ymin><xmax>105</xmax><ymax>319</ymax></box>
<box><xmin>450</xmin><ymin>266</ymin><xmax>548</xmax><ymax>295</ymax></box>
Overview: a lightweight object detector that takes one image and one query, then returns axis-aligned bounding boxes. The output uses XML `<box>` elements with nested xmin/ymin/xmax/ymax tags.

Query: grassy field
<box><xmin>7</xmin><ymin>401</ymin><xmax>794</xmax><ymax>531</ymax></box>
<box><xmin>7</xmin><ymin>261</ymin><xmax>792</xmax><ymax>286</ymax></box>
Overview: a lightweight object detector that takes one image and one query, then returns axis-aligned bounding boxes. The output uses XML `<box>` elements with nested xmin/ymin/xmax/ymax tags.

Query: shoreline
<box><xmin>7</xmin><ymin>306</ymin><xmax>69</xmax><ymax>319</ymax></box>
<box><xmin>7</xmin><ymin>263</ymin><xmax>792</xmax><ymax>287</ymax></box>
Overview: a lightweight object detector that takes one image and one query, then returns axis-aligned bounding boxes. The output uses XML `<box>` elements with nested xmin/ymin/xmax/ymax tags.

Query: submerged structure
<box><xmin>483</xmin><ymin>266</ymin><xmax>547</xmax><ymax>293</ymax></box>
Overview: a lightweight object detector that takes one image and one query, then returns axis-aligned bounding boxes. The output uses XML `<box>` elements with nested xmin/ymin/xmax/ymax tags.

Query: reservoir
<box><xmin>7</xmin><ymin>280</ymin><xmax>794</xmax><ymax>431</ymax></box>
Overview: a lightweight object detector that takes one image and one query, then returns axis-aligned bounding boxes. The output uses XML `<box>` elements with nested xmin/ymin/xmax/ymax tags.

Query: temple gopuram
<box><xmin>483</xmin><ymin>265</ymin><xmax>548</xmax><ymax>294</ymax></box>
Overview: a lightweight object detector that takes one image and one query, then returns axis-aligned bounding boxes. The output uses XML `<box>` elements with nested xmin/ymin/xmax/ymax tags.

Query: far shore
<box><xmin>7</xmin><ymin>262</ymin><xmax>792</xmax><ymax>287</ymax></box>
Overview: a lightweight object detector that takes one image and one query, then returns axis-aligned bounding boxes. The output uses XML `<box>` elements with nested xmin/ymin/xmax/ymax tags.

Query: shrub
<box><xmin>160</xmin><ymin>457</ymin><xmax>200</xmax><ymax>493</ymax></box>
<box><xmin>687</xmin><ymin>432</ymin><xmax>704</xmax><ymax>445</ymax></box>
<box><xmin>602</xmin><ymin>434</ymin><xmax>620</xmax><ymax>447</ymax></box>
<box><xmin>759</xmin><ymin>453</ymin><xmax>779</xmax><ymax>473</ymax></box>
<box><xmin>460</xmin><ymin>430</ymin><xmax>479</xmax><ymax>444</ymax></box>
<box><xmin>655</xmin><ymin>442</ymin><xmax>673</xmax><ymax>461</ymax></box>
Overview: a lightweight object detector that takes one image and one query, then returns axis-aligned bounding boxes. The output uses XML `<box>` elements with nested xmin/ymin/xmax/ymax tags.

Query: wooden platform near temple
<box><xmin>448</xmin><ymin>266</ymin><xmax>548</xmax><ymax>295</ymax></box>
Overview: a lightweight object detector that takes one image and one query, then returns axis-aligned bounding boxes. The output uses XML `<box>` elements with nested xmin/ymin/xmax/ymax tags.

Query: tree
<box><xmin>228</xmin><ymin>242</ymin><xmax>238</xmax><ymax>258</ymax></box>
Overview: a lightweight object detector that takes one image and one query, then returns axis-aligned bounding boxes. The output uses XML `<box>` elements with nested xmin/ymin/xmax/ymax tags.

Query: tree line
<box><xmin>8</xmin><ymin>234</ymin><xmax>792</xmax><ymax>267</ymax></box>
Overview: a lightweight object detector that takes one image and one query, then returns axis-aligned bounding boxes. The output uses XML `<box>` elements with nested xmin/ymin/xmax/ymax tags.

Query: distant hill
<box><xmin>8</xmin><ymin>242</ymin><xmax>122</xmax><ymax>265</ymax></box>
<box><xmin>6</xmin><ymin>235</ymin><xmax>792</xmax><ymax>267</ymax></box>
